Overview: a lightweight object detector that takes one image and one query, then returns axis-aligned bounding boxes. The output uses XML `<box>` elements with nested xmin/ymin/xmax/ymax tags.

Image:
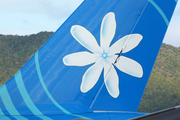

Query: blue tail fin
<box><xmin>0</xmin><ymin>0</ymin><xmax>177</xmax><ymax>119</ymax></box>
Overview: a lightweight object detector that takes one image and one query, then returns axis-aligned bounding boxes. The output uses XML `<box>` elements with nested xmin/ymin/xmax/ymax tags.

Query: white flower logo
<box><xmin>63</xmin><ymin>12</ymin><xmax>143</xmax><ymax>98</ymax></box>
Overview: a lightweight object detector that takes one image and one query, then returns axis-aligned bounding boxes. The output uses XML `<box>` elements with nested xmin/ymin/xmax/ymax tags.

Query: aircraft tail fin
<box><xmin>0</xmin><ymin>0</ymin><xmax>178</xmax><ymax>119</ymax></box>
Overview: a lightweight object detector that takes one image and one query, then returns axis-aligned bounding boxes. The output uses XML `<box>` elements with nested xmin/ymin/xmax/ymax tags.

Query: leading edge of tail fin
<box><xmin>0</xmin><ymin>0</ymin><xmax>177</xmax><ymax>117</ymax></box>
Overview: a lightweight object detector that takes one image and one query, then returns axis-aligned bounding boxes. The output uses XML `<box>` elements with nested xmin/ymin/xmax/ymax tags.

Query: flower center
<box><xmin>102</xmin><ymin>53</ymin><xmax>107</xmax><ymax>58</ymax></box>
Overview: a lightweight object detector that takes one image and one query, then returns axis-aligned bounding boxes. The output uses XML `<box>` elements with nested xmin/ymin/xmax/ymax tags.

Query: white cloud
<box><xmin>0</xmin><ymin>0</ymin><xmax>83</xmax><ymax>18</ymax></box>
<box><xmin>0</xmin><ymin>0</ymin><xmax>179</xmax><ymax>47</ymax></box>
<box><xmin>0</xmin><ymin>0</ymin><xmax>83</xmax><ymax>35</ymax></box>
<box><xmin>163</xmin><ymin>18</ymin><xmax>180</xmax><ymax>47</ymax></box>
<box><xmin>163</xmin><ymin>1</ymin><xmax>180</xmax><ymax>47</ymax></box>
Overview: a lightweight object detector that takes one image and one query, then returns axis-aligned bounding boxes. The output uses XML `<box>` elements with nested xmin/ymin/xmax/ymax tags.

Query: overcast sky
<box><xmin>0</xmin><ymin>0</ymin><xmax>180</xmax><ymax>47</ymax></box>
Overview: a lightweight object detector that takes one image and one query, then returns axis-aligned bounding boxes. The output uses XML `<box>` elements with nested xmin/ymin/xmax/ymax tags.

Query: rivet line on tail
<box><xmin>0</xmin><ymin>108</ymin><xmax>11</xmax><ymax>120</ymax></box>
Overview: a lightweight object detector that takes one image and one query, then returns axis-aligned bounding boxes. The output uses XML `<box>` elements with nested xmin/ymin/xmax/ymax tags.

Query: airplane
<box><xmin>0</xmin><ymin>0</ymin><xmax>179</xmax><ymax>119</ymax></box>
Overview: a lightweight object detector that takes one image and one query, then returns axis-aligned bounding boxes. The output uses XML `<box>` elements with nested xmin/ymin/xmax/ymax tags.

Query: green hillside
<box><xmin>0</xmin><ymin>32</ymin><xmax>53</xmax><ymax>85</ymax></box>
<box><xmin>138</xmin><ymin>43</ymin><xmax>180</xmax><ymax>112</ymax></box>
<box><xmin>0</xmin><ymin>32</ymin><xmax>180</xmax><ymax>113</ymax></box>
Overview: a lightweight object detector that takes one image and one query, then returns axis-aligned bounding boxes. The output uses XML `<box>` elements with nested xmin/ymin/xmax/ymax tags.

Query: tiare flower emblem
<box><xmin>63</xmin><ymin>12</ymin><xmax>143</xmax><ymax>98</ymax></box>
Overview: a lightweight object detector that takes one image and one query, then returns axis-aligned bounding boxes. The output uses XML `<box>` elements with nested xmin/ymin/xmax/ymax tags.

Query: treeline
<box><xmin>0</xmin><ymin>32</ymin><xmax>180</xmax><ymax>113</ymax></box>
<box><xmin>0</xmin><ymin>32</ymin><xmax>53</xmax><ymax>85</ymax></box>
<box><xmin>138</xmin><ymin>43</ymin><xmax>180</xmax><ymax>112</ymax></box>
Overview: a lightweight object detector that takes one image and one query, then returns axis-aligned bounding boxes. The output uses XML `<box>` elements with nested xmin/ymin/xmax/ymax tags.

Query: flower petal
<box><xmin>108</xmin><ymin>34</ymin><xmax>142</xmax><ymax>55</ymax></box>
<box><xmin>108</xmin><ymin>35</ymin><xmax>127</xmax><ymax>55</ymax></box>
<box><xmin>81</xmin><ymin>58</ymin><xmax>103</xmax><ymax>93</ymax></box>
<box><xmin>122</xmin><ymin>34</ymin><xmax>143</xmax><ymax>53</ymax></box>
<box><xmin>103</xmin><ymin>61</ymin><xmax>119</xmax><ymax>98</ymax></box>
<box><xmin>63</xmin><ymin>52</ymin><xmax>100</xmax><ymax>66</ymax></box>
<box><xmin>106</xmin><ymin>55</ymin><xmax>118</xmax><ymax>64</ymax></box>
<box><xmin>115</xmin><ymin>56</ymin><xmax>143</xmax><ymax>78</ymax></box>
<box><xmin>71</xmin><ymin>25</ymin><xmax>102</xmax><ymax>53</ymax></box>
<box><xmin>100</xmin><ymin>12</ymin><xmax>116</xmax><ymax>53</ymax></box>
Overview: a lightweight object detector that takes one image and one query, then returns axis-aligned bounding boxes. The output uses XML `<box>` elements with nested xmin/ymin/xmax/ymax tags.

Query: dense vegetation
<box><xmin>138</xmin><ymin>43</ymin><xmax>180</xmax><ymax>112</ymax></box>
<box><xmin>0</xmin><ymin>32</ymin><xmax>180</xmax><ymax>113</ymax></box>
<box><xmin>0</xmin><ymin>32</ymin><xmax>53</xmax><ymax>85</ymax></box>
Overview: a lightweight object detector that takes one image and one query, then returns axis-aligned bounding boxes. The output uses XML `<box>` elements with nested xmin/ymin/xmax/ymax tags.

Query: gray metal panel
<box><xmin>130</xmin><ymin>105</ymin><xmax>180</xmax><ymax>120</ymax></box>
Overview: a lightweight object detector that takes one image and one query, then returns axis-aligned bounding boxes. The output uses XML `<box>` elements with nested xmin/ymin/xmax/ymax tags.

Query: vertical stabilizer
<box><xmin>0</xmin><ymin>0</ymin><xmax>178</xmax><ymax>119</ymax></box>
